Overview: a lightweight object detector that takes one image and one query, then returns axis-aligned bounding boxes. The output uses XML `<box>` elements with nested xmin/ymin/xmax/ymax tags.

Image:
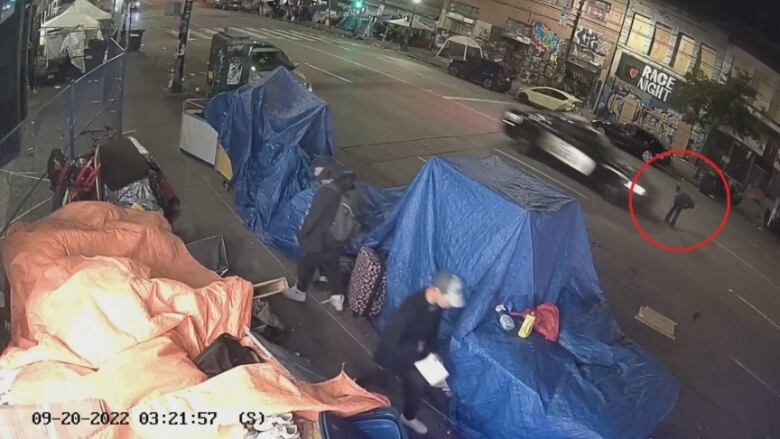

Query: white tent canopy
<box><xmin>69</xmin><ymin>0</ymin><xmax>112</xmax><ymax>21</ymax></box>
<box><xmin>386</xmin><ymin>17</ymin><xmax>432</xmax><ymax>31</ymax></box>
<box><xmin>435</xmin><ymin>35</ymin><xmax>483</xmax><ymax>60</ymax></box>
<box><xmin>42</xmin><ymin>6</ymin><xmax>101</xmax><ymax>29</ymax></box>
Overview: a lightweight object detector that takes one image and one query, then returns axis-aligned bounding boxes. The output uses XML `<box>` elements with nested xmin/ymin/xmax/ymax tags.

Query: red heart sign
<box><xmin>629</xmin><ymin>67</ymin><xmax>639</xmax><ymax>79</ymax></box>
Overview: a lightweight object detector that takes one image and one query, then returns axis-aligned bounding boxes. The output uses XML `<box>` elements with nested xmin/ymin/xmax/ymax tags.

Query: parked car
<box><xmin>447</xmin><ymin>58</ymin><xmax>512</xmax><ymax>92</ymax></box>
<box><xmin>592</xmin><ymin>120</ymin><xmax>671</xmax><ymax>166</ymax></box>
<box><xmin>214</xmin><ymin>0</ymin><xmax>241</xmax><ymax>9</ymax></box>
<box><xmin>502</xmin><ymin>107</ymin><xmax>653</xmax><ymax>204</ymax></box>
<box><xmin>698</xmin><ymin>169</ymin><xmax>743</xmax><ymax>206</ymax></box>
<box><xmin>516</xmin><ymin>86</ymin><xmax>581</xmax><ymax>112</ymax></box>
<box><xmin>764</xmin><ymin>197</ymin><xmax>780</xmax><ymax>235</ymax></box>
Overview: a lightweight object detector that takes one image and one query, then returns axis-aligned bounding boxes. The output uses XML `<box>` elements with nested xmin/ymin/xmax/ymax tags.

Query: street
<box><xmin>124</xmin><ymin>3</ymin><xmax>780</xmax><ymax>437</ymax></box>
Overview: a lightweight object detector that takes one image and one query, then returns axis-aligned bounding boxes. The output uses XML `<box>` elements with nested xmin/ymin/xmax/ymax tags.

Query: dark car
<box><xmin>592</xmin><ymin>120</ymin><xmax>671</xmax><ymax>166</ymax></box>
<box><xmin>447</xmin><ymin>58</ymin><xmax>512</xmax><ymax>93</ymax></box>
<box><xmin>503</xmin><ymin>108</ymin><xmax>654</xmax><ymax>205</ymax></box>
<box><xmin>214</xmin><ymin>0</ymin><xmax>241</xmax><ymax>9</ymax></box>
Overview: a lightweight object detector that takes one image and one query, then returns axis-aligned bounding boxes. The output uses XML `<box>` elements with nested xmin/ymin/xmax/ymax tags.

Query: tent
<box><xmin>203</xmin><ymin>67</ymin><xmax>401</xmax><ymax>258</ymax></box>
<box><xmin>68</xmin><ymin>0</ymin><xmax>112</xmax><ymax>21</ymax></box>
<box><xmin>41</xmin><ymin>7</ymin><xmax>102</xmax><ymax>29</ymax></box>
<box><xmin>385</xmin><ymin>17</ymin><xmax>432</xmax><ymax>31</ymax></box>
<box><xmin>365</xmin><ymin>155</ymin><xmax>679</xmax><ymax>438</ymax></box>
<box><xmin>435</xmin><ymin>35</ymin><xmax>483</xmax><ymax>60</ymax></box>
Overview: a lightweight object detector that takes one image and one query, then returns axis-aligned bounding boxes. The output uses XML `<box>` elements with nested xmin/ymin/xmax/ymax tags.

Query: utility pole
<box><xmin>563</xmin><ymin>0</ymin><xmax>585</xmax><ymax>65</ymax></box>
<box><xmin>170</xmin><ymin>0</ymin><xmax>194</xmax><ymax>93</ymax></box>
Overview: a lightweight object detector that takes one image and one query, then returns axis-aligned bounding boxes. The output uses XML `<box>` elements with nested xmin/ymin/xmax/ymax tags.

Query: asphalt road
<box><xmin>113</xmin><ymin>3</ymin><xmax>780</xmax><ymax>437</ymax></box>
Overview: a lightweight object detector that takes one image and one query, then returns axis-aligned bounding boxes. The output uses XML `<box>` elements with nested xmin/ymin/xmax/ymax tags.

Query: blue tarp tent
<box><xmin>203</xmin><ymin>67</ymin><xmax>401</xmax><ymax>257</ymax></box>
<box><xmin>366</xmin><ymin>155</ymin><xmax>679</xmax><ymax>439</ymax></box>
<box><xmin>202</xmin><ymin>70</ymin><xmax>678</xmax><ymax>437</ymax></box>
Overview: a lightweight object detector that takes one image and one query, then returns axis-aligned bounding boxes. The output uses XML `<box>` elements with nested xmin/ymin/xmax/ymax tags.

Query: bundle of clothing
<box><xmin>47</xmin><ymin>137</ymin><xmax>180</xmax><ymax>222</ymax></box>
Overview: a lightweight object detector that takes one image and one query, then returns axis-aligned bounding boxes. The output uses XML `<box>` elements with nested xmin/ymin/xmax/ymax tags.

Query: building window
<box><xmin>627</xmin><ymin>13</ymin><xmax>653</xmax><ymax>54</ymax></box>
<box><xmin>506</xmin><ymin>18</ymin><xmax>530</xmax><ymax>37</ymax></box>
<box><xmin>672</xmin><ymin>34</ymin><xmax>696</xmax><ymax>74</ymax></box>
<box><xmin>448</xmin><ymin>1</ymin><xmax>479</xmax><ymax>19</ymax></box>
<box><xmin>584</xmin><ymin>0</ymin><xmax>612</xmax><ymax>21</ymax></box>
<box><xmin>697</xmin><ymin>45</ymin><xmax>717</xmax><ymax>79</ymax></box>
<box><xmin>649</xmin><ymin>23</ymin><xmax>673</xmax><ymax>63</ymax></box>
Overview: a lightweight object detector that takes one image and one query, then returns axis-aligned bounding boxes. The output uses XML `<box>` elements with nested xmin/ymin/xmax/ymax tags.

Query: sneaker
<box><xmin>330</xmin><ymin>294</ymin><xmax>344</xmax><ymax>312</ymax></box>
<box><xmin>283</xmin><ymin>286</ymin><xmax>306</xmax><ymax>303</ymax></box>
<box><xmin>318</xmin><ymin>275</ymin><xmax>329</xmax><ymax>283</ymax></box>
<box><xmin>401</xmin><ymin>416</ymin><xmax>428</xmax><ymax>435</ymax></box>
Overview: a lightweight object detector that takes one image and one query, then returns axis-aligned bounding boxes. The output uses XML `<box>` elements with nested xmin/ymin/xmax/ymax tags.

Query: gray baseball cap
<box><xmin>433</xmin><ymin>272</ymin><xmax>465</xmax><ymax>308</ymax></box>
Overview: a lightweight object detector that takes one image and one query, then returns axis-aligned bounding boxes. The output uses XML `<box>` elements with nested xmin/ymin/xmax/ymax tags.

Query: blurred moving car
<box><xmin>447</xmin><ymin>58</ymin><xmax>512</xmax><ymax>92</ymax></box>
<box><xmin>592</xmin><ymin>120</ymin><xmax>671</xmax><ymax>166</ymax></box>
<box><xmin>502</xmin><ymin>107</ymin><xmax>652</xmax><ymax>204</ymax></box>
<box><xmin>214</xmin><ymin>0</ymin><xmax>241</xmax><ymax>9</ymax></box>
<box><xmin>516</xmin><ymin>86</ymin><xmax>581</xmax><ymax>112</ymax></box>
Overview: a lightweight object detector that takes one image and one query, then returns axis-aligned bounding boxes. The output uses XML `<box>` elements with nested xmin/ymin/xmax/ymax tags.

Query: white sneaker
<box><xmin>401</xmin><ymin>415</ymin><xmax>428</xmax><ymax>435</ymax></box>
<box><xmin>283</xmin><ymin>286</ymin><xmax>306</xmax><ymax>303</ymax></box>
<box><xmin>330</xmin><ymin>294</ymin><xmax>344</xmax><ymax>312</ymax></box>
<box><xmin>318</xmin><ymin>275</ymin><xmax>329</xmax><ymax>283</ymax></box>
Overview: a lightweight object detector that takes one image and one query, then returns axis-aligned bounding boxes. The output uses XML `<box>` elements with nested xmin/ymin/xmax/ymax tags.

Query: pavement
<box><xmin>18</xmin><ymin>2</ymin><xmax>780</xmax><ymax>438</ymax></box>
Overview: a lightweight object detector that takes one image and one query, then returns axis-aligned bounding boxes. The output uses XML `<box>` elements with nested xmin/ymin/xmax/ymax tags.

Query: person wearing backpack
<box><xmin>284</xmin><ymin>157</ymin><xmax>361</xmax><ymax>311</ymax></box>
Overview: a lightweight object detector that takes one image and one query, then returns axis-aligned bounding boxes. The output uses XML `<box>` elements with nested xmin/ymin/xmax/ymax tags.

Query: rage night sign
<box><xmin>616</xmin><ymin>53</ymin><xmax>679</xmax><ymax>102</ymax></box>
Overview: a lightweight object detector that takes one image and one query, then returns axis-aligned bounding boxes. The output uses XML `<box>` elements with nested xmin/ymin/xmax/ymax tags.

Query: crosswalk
<box><xmin>167</xmin><ymin>24</ymin><xmax>353</xmax><ymax>50</ymax></box>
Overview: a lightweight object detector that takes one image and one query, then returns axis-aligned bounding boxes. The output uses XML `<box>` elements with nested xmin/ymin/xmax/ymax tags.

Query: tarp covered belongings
<box><xmin>203</xmin><ymin>67</ymin><xmax>402</xmax><ymax>258</ymax></box>
<box><xmin>0</xmin><ymin>202</ymin><xmax>387</xmax><ymax>438</ymax></box>
<box><xmin>365</xmin><ymin>156</ymin><xmax>679</xmax><ymax>439</ymax></box>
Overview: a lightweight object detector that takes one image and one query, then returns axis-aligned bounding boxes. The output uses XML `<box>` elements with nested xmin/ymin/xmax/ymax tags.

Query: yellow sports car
<box><xmin>516</xmin><ymin>86</ymin><xmax>582</xmax><ymax>112</ymax></box>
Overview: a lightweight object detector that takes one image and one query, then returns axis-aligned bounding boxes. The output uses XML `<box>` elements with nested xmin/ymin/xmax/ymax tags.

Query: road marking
<box><xmin>493</xmin><ymin>148</ymin><xmax>590</xmax><ymax>200</ymax></box>
<box><xmin>716</xmin><ymin>241</ymin><xmax>780</xmax><ymax>292</ymax></box>
<box><xmin>198</xmin><ymin>27</ymin><xmax>219</xmax><ymax>36</ymax></box>
<box><xmin>277</xmin><ymin>42</ymin><xmax>498</xmax><ymax>124</ymax></box>
<box><xmin>260</xmin><ymin>28</ymin><xmax>301</xmax><ymax>40</ymax></box>
<box><xmin>189</xmin><ymin>29</ymin><xmax>210</xmax><ymax>39</ymax></box>
<box><xmin>730</xmin><ymin>355</ymin><xmax>780</xmax><ymax>399</ymax></box>
<box><xmin>304</xmin><ymin>63</ymin><xmax>353</xmax><ymax>83</ymax></box>
<box><xmin>442</xmin><ymin>96</ymin><xmax>514</xmax><ymax>105</ymax></box>
<box><xmin>728</xmin><ymin>288</ymin><xmax>780</xmax><ymax>332</ymax></box>
<box><xmin>417</xmin><ymin>156</ymin><xmax>427</xmax><ymax>163</ymax></box>
<box><xmin>233</xmin><ymin>27</ymin><xmax>273</xmax><ymax>39</ymax></box>
<box><xmin>285</xmin><ymin>29</ymin><xmax>327</xmax><ymax>41</ymax></box>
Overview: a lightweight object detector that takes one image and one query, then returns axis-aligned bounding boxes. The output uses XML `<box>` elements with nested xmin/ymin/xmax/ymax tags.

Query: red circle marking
<box><xmin>628</xmin><ymin>149</ymin><xmax>731</xmax><ymax>252</ymax></box>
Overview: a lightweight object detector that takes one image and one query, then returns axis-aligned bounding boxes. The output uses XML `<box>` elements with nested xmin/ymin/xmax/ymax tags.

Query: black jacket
<box><xmin>674</xmin><ymin>191</ymin><xmax>694</xmax><ymax>209</ymax></box>
<box><xmin>374</xmin><ymin>291</ymin><xmax>443</xmax><ymax>373</ymax></box>
<box><xmin>298</xmin><ymin>161</ymin><xmax>355</xmax><ymax>254</ymax></box>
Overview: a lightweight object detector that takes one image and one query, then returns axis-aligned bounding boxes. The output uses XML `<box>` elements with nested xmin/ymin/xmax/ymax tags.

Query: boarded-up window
<box><xmin>673</xmin><ymin>34</ymin><xmax>696</xmax><ymax>74</ymax></box>
<box><xmin>649</xmin><ymin>23</ymin><xmax>673</xmax><ymax>63</ymax></box>
<box><xmin>697</xmin><ymin>45</ymin><xmax>718</xmax><ymax>79</ymax></box>
<box><xmin>627</xmin><ymin>13</ymin><xmax>653</xmax><ymax>53</ymax></box>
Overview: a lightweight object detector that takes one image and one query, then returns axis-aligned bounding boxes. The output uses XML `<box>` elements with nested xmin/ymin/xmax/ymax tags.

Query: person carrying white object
<box><xmin>358</xmin><ymin>272</ymin><xmax>465</xmax><ymax>435</ymax></box>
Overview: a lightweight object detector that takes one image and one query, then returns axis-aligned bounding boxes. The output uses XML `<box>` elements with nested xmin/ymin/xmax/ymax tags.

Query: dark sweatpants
<box><xmin>665</xmin><ymin>205</ymin><xmax>683</xmax><ymax>226</ymax></box>
<box><xmin>297</xmin><ymin>250</ymin><xmax>343</xmax><ymax>296</ymax></box>
<box><xmin>359</xmin><ymin>366</ymin><xmax>428</xmax><ymax>419</ymax></box>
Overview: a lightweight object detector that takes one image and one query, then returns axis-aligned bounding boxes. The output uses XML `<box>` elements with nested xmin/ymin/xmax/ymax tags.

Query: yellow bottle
<box><xmin>518</xmin><ymin>312</ymin><xmax>536</xmax><ymax>338</ymax></box>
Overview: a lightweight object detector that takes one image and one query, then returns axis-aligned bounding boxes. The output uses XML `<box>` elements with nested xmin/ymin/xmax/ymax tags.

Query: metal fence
<box><xmin>0</xmin><ymin>38</ymin><xmax>126</xmax><ymax>236</ymax></box>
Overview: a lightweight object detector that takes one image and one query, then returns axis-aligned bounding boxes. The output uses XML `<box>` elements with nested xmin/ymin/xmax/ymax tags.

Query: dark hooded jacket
<box><xmin>298</xmin><ymin>158</ymin><xmax>356</xmax><ymax>253</ymax></box>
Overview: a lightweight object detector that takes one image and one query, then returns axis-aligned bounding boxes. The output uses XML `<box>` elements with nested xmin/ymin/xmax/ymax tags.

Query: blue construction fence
<box><xmin>0</xmin><ymin>37</ymin><xmax>126</xmax><ymax>235</ymax></box>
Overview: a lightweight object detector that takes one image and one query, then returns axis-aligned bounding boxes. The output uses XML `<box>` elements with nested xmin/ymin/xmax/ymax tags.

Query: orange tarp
<box><xmin>0</xmin><ymin>202</ymin><xmax>387</xmax><ymax>438</ymax></box>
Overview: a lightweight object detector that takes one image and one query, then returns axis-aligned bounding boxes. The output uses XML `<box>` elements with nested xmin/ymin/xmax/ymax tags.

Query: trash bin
<box><xmin>165</xmin><ymin>1</ymin><xmax>182</xmax><ymax>15</ymax></box>
<box><xmin>127</xmin><ymin>29</ymin><xmax>145</xmax><ymax>52</ymax></box>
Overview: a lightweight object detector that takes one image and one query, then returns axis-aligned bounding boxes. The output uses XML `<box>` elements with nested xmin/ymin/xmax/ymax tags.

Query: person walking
<box><xmin>284</xmin><ymin>157</ymin><xmax>358</xmax><ymax>311</ymax></box>
<box><xmin>360</xmin><ymin>272</ymin><xmax>466</xmax><ymax>435</ymax></box>
<box><xmin>665</xmin><ymin>186</ymin><xmax>694</xmax><ymax>228</ymax></box>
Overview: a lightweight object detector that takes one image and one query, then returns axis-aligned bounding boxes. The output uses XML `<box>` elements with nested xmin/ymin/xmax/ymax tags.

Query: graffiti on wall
<box><xmin>598</xmin><ymin>78</ymin><xmax>688</xmax><ymax>147</ymax></box>
<box><xmin>572</xmin><ymin>26</ymin><xmax>610</xmax><ymax>66</ymax></box>
<box><xmin>531</xmin><ymin>20</ymin><xmax>560</xmax><ymax>55</ymax></box>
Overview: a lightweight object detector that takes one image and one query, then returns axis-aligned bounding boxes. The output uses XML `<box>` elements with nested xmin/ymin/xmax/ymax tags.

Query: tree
<box><xmin>675</xmin><ymin>71</ymin><xmax>759</xmax><ymax>139</ymax></box>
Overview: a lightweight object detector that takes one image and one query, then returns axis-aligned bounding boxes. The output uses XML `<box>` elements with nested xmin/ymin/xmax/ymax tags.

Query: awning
<box><xmin>386</xmin><ymin>17</ymin><xmax>432</xmax><ymax>31</ymax></box>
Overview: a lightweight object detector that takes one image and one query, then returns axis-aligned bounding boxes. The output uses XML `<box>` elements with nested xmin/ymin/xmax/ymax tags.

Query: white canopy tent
<box><xmin>386</xmin><ymin>17</ymin><xmax>433</xmax><ymax>32</ymax></box>
<box><xmin>40</xmin><ymin>1</ymin><xmax>109</xmax><ymax>73</ymax></box>
<box><xmin>435</xmin><ymin>35</ymin><xmax>483</xmax><ymax>60</ymax></box>
<box><xmin>69</xmin><ymin>0</ymin><xmax>112</xmax><ymax>21</ymax></box>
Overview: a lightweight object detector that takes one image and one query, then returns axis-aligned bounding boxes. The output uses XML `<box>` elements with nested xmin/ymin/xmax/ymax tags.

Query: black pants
<box><xmin>297</xmin><ymin>249</ymin><xmax>343</xmax><ymax>296</ymax></box>
<box><xmin>359</xmin><ymin>366</ymin><xmax>428</xmax><ymax>419</ymax></box>
<box><xmin>665</xmin><ymin>205</ymin><xmax>683</xmax><ymax>226</ymax></box>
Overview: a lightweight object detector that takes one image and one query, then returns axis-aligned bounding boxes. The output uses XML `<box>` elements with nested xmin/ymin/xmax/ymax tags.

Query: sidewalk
<box><xmin>119</xmin><ymin>24</ymin><xmax>459</xmax><ymax>438</ymax></box>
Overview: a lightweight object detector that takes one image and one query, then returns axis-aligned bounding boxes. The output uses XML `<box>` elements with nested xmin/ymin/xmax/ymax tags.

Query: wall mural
<box><xmin>572</xmin><ymin>26</ymin><xmax>610</xmax><ymax>67</ymax></box>
<box><xmin>531</xmin><ymin>20</ymin><xmax>560</xmax><ymax>55</ymax></box>
<box><xmin>597</xmin><ymin>78</ymin><xmax>700</xmax><ymax>149</ymax></box>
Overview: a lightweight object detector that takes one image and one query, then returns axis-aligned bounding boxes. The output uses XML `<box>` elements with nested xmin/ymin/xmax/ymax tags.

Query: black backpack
<box><xmin>328</xmin><ymin>186</ymin><xmax>361</xmax><ymax>243</ymax></box>
<box><xmin>193</xmin><ymin>333</ymin><xmax>262</xmax><ymax>378</ymax></box>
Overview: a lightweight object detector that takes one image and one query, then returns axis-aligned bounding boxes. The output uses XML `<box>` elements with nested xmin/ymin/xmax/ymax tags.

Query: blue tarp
<box><xmin>366</xmin><ymin>156</ymin><xmax>679</xmax><ymax>439</ymax></box>
<box><xmin>203</xmin><ymin>67</ymin><xmax>401</xmax><ymax>258</ymax></box>
<box><xmin>202</xmin><ymin>71</ymin><xmax>678</xmax><ymax>438</ymax></box>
